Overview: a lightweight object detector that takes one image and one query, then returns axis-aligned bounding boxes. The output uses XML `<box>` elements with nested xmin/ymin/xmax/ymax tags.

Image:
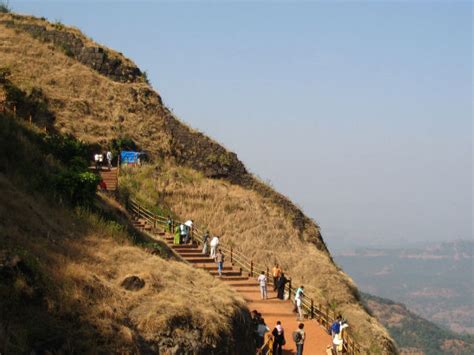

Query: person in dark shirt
<box><xmin>271</xmin><ymin>320</ymin><xmax>285</xmax><ymax>355</ymax></box>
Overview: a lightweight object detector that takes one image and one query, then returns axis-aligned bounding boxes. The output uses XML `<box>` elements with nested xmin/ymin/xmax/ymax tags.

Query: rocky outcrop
<box><xmin>121</xmin><ymin>275</ymin><xmax>145</xmax><ymax>291</ymax></box>
<box><xmin>1</xmin><ymin>19</ymin><xmax>143</xmax><ymax>83</ymax></box>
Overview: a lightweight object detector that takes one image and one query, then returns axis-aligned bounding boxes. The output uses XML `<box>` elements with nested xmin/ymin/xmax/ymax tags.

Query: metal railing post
<box><xmin>230</xmin><ymin>246</ymin><xmax>233</xmax><ymax>264</ymax></box>
<box><xmin>250</xmin><ymin>261</ymin><xmax>253</xmax><ymax>277</ymax></box>
<box><xmin>311</xmin><ymin>299</ymin><xmax>314</xmax><ymax>319</ymax></box>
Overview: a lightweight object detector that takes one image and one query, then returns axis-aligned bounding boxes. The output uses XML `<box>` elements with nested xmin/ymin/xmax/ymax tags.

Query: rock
<box><xmin>120</xmin><ymin>275</ymin><xmax>145</xmax><ymax>291</ymax></box>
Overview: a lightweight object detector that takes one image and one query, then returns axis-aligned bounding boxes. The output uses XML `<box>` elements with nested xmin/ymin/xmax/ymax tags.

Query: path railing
<box><xmin>127</xmin><ymin>198</ymin><xmax>360</xmax><ymax>354</ymax></box>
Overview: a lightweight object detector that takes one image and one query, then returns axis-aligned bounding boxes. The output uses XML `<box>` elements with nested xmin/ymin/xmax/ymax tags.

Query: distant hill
<box><xmin>335</xmin><ymin>240</ymin><xmax>474</xmax><ymax>335</ymax></box>
<box><xmin>361</xmin><ymin>292</ymin><xmax>474</xmax><ymax>355</ymax></box>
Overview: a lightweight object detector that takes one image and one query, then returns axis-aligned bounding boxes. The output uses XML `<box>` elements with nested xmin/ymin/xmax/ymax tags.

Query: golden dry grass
<box><xmin>120</xmin><ymin>163</ymin><xmax>395</xmax><ymax>353</ymax></box>
<box><xmin>0</xmin><ymin>13</ymin><xmax>396</xmax><ymax>353</ymax></box>
<box><xmin>0</xmin><ymin>15</ymin><xmax>170</xmax><ymax>152</ymax></box>
<box><xmin>0</xmin><ymin>174</ymin><xmax>248</xmax><ymax>353</ymax></box>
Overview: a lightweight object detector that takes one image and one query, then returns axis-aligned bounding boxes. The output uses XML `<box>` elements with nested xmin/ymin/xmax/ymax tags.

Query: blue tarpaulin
<box><xmin>120</xmin><ymin>151</ymin><xmax>140</xmax><ymax>164</ymax></box>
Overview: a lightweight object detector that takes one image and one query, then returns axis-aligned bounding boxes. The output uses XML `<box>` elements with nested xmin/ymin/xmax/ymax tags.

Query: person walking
<box><xmin>215</xmin><ymin>249</ymin><xmax>224</xmax><ymax>277</ymax></box>
<box><xmin>210</xmin><ymin>236</ymin><xmax>219</xmax><ymax>258</ymax></box>
<box><xmin>272</xmin><ymin>263</ymin><xmax>282</xmax><ymax>291</ymax></box>
<box><xmin>256</xmin><ymin>317</ymin><xmax>270</xmax><ymax>349</ymax></box>
<box><xmin>257</xmin><ymin>271</ymin><xmax>268</xmax><ymax>300</ymax></box>
<box><xmin>202</xmin><ymin>230</ymin><xmax>209</xmax><ymax>255</ymax></box>
<box><xmin>173</xmin><ymin>224</ymin><xmax>181</xmax><ymax>245</ymax></box>
<box><xmin>179</xmin><ymin>223</ymin><xmax>188</xmax><ymax>244</ymax></box>
<box><xmin>271</xmin><ymin>320</ymin><xmax>285</xmax><ymax>355</ymax></box>
<box><xmin>251</xmin><ymin>310</ymin><xmax>262</xmax><ymax>347</ymax></box>
<box><xmin>276</xmin><ymin>272</ymin><xmax>288</xmax><ymax>300</ymax></box>
<box><xmin>166</xmin><ymin>215</ymin><xmax>173</xmax><ymax>233</ymax></box>
<box><xmin>294</xmin><ymin>285</ymin><xmax>305</xmax><ymax>321</ymax></box>
<box><xmin>106</xmin><ymin>150</ymin><xmax>113</xmax><ymax>170</ymax></box>
<box><xmin>293</xmin><ymin>323</ymin><xmax>305</xmax><ymax>355</ymax></box>
<box><xmin>331</xmin><ymin>315</ymin><xmax>344</xmax><ymax>354</ymax></box>
<box><xmin>184</xmin><ymin>219</ymin><xmax>193</xmax><ymax>244</ymax></box>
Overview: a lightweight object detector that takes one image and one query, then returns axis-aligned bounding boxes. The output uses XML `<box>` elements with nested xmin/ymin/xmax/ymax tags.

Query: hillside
<box><xmin>0</xmin><ymin>81</ymin><xmax>253</xmax><ymax>352</ymax></box>
<box><xmin>0</xmin><ymin>12</ymin><xmax>396</xmax><ymax>353</ymax></box>
<box><xmin>361</xmin><ymin>293</ymin><xmax>474</xmax><ymax>355</ymax></box>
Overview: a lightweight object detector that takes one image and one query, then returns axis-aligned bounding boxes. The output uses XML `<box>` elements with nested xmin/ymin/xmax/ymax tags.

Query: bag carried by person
<box><xmin>292</xmin><ymin>330</ymin><xmax>302</xmax><ymax>343</ymax></box>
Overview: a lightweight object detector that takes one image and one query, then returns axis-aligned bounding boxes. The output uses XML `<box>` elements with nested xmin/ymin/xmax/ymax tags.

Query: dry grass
<box><xmin>0</xmin><ymin>16</ymin><xmax>170</xmax><ymax>152</ymax></box>
<box><xmin>0</xmin><ymin>13</ymin><xmax>395</xmax><ymax>353</ymax></box>
<box><xmin>120</xmin><ymin>163</ymin><xmax>395</xmax><ymax>353</ymax></box>
<box><xmin>0</xmin><ymin>174</ymin><xmax>248</xmax><ymax>353</ymax></box>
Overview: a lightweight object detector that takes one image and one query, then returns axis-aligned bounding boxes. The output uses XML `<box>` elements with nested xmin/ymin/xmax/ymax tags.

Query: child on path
<box><xmin>257</xmin><ymin>271</ymin><xmax>268</xmax><ymax>300</ymax></box>
<box><xmin>215</xmin><ymin>249</ymin><xmax>224</xmax><ymax>277</ymax></box>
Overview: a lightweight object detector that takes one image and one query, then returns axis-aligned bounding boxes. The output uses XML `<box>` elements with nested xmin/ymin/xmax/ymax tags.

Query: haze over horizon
<box><xmin>13</xmin><ymin>0</ymin><xmax>472</xmax><ymax>251</ymax></box>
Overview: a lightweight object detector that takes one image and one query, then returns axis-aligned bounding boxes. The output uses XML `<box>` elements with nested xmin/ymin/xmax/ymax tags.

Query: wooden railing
<box><xmin>127</xmin><ymin>198</ymin><xmax>360</xmax><ymax>354</ymax></box>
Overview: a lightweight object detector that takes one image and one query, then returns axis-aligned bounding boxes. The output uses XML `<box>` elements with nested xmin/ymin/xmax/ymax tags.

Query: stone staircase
<box><xmin>163</xmin><ymin>235</ymin><xmax>250</xmax><ymax>282</ymax></box>
<box><xmin>128</xmin><ymin>215</ymin><xmax>335</xmax><ymax>354</ymax></box>
<box><xmin>98</xmin><ymin>167</ymin><xmax>118</xmax><ymax>191</ymax></box>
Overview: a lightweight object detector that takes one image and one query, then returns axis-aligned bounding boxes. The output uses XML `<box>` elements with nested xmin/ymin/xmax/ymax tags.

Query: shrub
<box><xmin>0</xmin><ymin>1</ymin><xmax>11</xmax><ymax>13</ymax></box>
<box><xmin>54</xmin><ymin>170</ymin><xmax>100</xmax><ymax>206</ymax></box>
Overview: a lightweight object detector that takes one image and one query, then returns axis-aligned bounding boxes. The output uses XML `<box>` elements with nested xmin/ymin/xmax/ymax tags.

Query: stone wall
<box><xmin>1</xmin><ymin>20</ymin><xmax>143</xmax><ymax>83</ymax></box>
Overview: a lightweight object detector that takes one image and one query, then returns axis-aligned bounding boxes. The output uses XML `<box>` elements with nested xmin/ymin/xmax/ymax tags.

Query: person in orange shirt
<box><xmin>272</xmin><ymin>263</ymin><xmax>282</xmax><ymax>291</ymax></box>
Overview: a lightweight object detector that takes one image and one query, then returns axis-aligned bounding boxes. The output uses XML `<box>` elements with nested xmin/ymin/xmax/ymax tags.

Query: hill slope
<box><xmin>361</xmin><ymin>293</ymin><xmax>474</xmax><ymax>355</ymax></box>
<box><xmin>0</xmin><ymin>83</ymin><xmax>253</xmax><ymax>353</ymax></box>
<box><xmin>0</xmin><ymin>12</ymin><xmax>396</xmax><ymax>353</ymax></box>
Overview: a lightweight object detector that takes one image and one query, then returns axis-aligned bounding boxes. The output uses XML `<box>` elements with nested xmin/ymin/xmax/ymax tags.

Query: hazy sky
<box><xmin>12</xmin><ymin>1</ymin><xmax>472</xmax><ymax>251</ymax></box>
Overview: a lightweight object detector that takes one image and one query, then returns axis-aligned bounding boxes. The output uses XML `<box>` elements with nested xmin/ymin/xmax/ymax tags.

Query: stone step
<box><xmin>177</xmin><ymin>252</ymin><xmax>207</xmax><ymax>257</ymax></box>
<box><xmin>218</xmin><ymin>275</ymin><xmax>249</xmax><ymax>281</ymax></box>
<box><xmin>184</xmin><ymin>257</ymin><xmax>216</xmax><ymax>264</ymax></box>
<box><xmin>209</xmin><ymin>270</ymin><xmax>242</xmax><ymax>277</ymax></box>
<box><xmin>196</xmin><ymin>265</ymin><xmax>234</xmax><ymax>271</ymax></box>
<box><xmin>170</xmin><ymin>244</ymin><xmax>198</xmax><ymax>249</ymax></box>
<box><xmin>173</xmin><ymin>249</ymin><xmax>203</xmax><ymax>254</ymax></box>
<box><xmin>223</xmin><ymin>282</ymin><xmax>260</xmax><ymax>287</ymax></box>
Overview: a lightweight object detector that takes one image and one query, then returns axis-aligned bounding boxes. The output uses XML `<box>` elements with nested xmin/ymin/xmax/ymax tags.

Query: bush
<box><xmin>54</xmin><ymin>171</ymin><xmax>100</xmax><ymax>206</ymax></box>
<box><xmin>0</xmin><ymin>1</ymin><xmax>11</xmax><ymax>13</ymax></box>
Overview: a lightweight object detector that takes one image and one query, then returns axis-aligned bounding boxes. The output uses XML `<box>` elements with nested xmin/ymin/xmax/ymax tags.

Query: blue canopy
<box><xmin>120</xmin><ymin>151</ymin><xmax>140</xmax><ymax>164</ymax></box>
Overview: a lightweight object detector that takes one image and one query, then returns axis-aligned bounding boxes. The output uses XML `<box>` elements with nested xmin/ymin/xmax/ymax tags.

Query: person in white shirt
<box><xmin>106</xmin><ymin>151</ymin><xmax>112</xmax><ymax>170</ymax></box>
<box><xmin>184</xmin><ymin>220</ymin><xmax>193</xmax><ymax>244</ymax></box>
<box><xmin>294</xmin><ymin>286</ymin><xmax>305</xmax><ymax>321</ymax></box>
<box><xmin>257</xmin><ymin>271</ymin><xmax>268</xmax><ymax>300</ymax></box>
<box><xmin>179</xmin><ymin>224</ymin><xmax>188</xmax><ymax>244</ymax></box>
<box><xmin>210</xmin><ymin>236</ymin><xmax>219</xmax><ymax>258</ymax></box>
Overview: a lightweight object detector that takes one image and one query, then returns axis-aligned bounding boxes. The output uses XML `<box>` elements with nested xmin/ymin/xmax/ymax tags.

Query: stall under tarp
<box><xmin>120</xmin><ymin>151</ymin><xmax>142</xmax><ymax>164</ymax></box>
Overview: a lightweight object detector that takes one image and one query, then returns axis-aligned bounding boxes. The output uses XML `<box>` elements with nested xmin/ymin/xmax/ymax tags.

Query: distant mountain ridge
<box><xmin>335</xmin><ymin>240</ymin><xmax>474</xmax><ymax>335</ymax></box>
<box><xmin>361</xmin><ymin>292</ymin><xmax>474</xmax><ymax>355</ymax></box>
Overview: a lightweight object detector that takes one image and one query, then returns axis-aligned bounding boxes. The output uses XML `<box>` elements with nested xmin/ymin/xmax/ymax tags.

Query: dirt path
<box><xmin>161</xmin><ymin>236</ymin><xmax>331</xmax><ymax>355</ymax></box>
<box><xmin>224</xmin><ymin>279</ymin><xmax>331</xmax><ymax>355</ymax></box>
